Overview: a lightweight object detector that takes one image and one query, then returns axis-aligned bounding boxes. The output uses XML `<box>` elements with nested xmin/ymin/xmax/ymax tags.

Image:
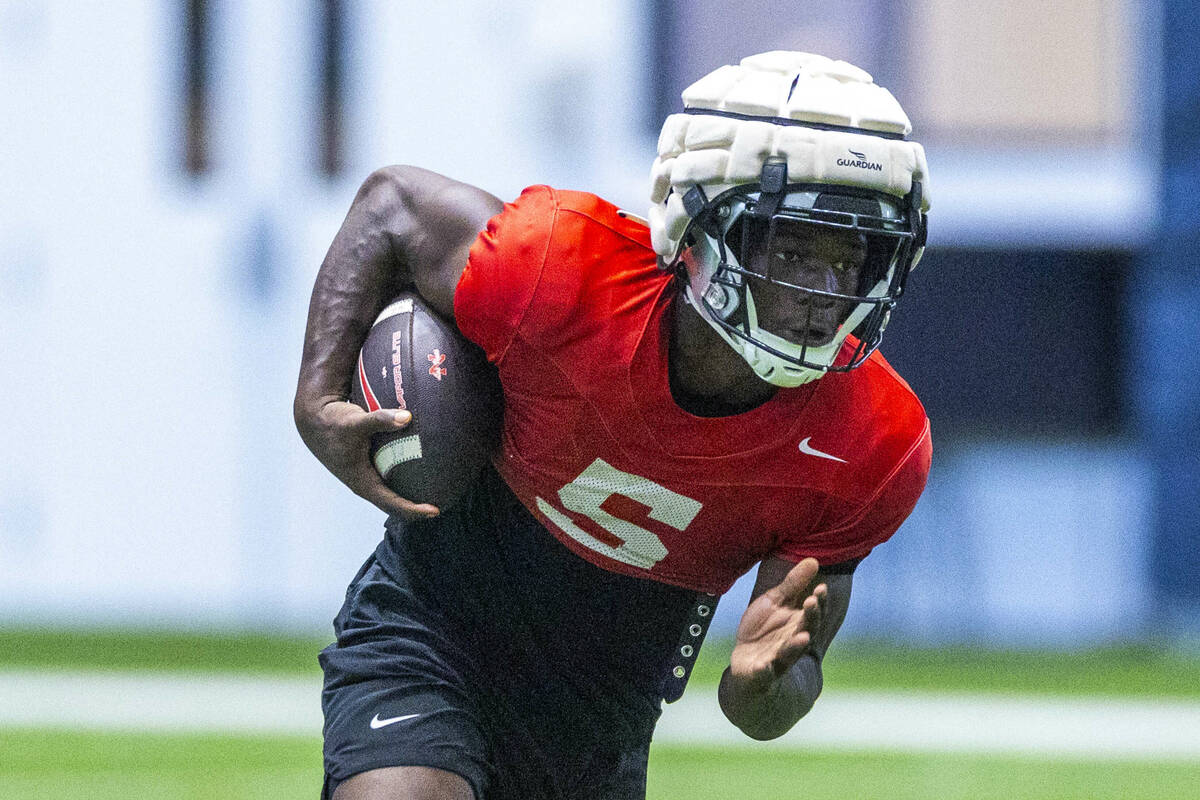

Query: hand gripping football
<box><xmin>349</xmin><ymin>291</ymin><xmax>502</xmax><ymax>509</ymax></box>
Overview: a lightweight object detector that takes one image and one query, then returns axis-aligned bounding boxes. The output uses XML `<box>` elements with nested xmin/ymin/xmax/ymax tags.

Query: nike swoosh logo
<box><xmin>798</xmin><ymin>437</ymin><xmax>846</xmax><ymax>463</ymax></box>
<box><xmin>370</xmin><ymin>713</ymin><xmax>420</xmax><ymax>729</ymax></box>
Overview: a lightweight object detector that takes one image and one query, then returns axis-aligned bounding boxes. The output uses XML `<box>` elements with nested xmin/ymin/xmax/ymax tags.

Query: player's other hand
<box><xmin>295</xmin><ymin>399</ymin><xmax>440</xmax><ymax>519</ymax></box>
<box><xmin>728</xmin><ymin>557</ymin><xmax>827</xmax><ymax>694</ymax></box>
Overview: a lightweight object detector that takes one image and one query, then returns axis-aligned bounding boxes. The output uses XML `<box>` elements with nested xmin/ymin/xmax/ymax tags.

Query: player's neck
<box><xmin>668</xmin><ymin>294</ymin><xmax>776</xmax><ymax>416</ymax></box>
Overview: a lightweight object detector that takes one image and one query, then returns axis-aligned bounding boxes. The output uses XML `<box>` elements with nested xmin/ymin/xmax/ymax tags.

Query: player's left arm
<box><xmin>719</xmin><ymin>410</ymin><xmax>929</xmax><ymax>739</ymax></box>
<box><xmin>718</xmin><ymin>556</ymin><xmax>852</xmax><ymax>740</ymax></box>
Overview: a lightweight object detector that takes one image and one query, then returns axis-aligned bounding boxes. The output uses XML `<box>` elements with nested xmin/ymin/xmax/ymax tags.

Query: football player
<box><xmin>295</xmin><ymin>51</ymin><xmax>932</xmax><ymax>800</ymax></box>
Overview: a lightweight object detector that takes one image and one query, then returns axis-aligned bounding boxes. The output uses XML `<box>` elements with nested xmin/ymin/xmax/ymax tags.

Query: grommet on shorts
<box><xmin>661</xmin><ymin>591</ymin><xmax>721</xmax><ymax>703</ymax></box>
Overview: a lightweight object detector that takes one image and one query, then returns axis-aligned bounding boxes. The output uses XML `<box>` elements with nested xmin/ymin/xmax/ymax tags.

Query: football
<box><xmin>349</xmin><ymin>291</ymin><xmax>502</xmax><ymax>509</ymax></box>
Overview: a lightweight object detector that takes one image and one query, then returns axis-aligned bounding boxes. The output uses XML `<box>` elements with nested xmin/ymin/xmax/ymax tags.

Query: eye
<box><xmin>774</xmin><ymin>251</ymin><xmax>850</xmax><ymax>272</ymax></box>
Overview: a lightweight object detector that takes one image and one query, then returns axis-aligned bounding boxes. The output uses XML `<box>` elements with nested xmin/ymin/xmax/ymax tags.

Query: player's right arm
<box><xmin>293</xmin><ymin>165</ymin><xmax>504</xmax><ymax>517</ymax></box>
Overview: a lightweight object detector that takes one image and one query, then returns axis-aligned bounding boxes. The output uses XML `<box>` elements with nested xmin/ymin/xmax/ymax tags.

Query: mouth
<box><xmin>787</xmin><ymin>326</ymin><xmax>836</xmax><ymax>348</ymax></box>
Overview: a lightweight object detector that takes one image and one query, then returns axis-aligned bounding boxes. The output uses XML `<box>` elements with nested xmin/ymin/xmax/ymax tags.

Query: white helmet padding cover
<box><xmin>649</xmin><ymin>51</ymin><xmax>932</xmax><ymax>387</ymax></box>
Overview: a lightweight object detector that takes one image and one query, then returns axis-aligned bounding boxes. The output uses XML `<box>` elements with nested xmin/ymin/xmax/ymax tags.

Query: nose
<box><xmin>789</xmin><ymin>258</ymin><xmax>841</xmax><ymax>310</ymax></box>
<box><xmin>791</xmin><ymin>260</ymin><xmax>854</xmax><ymax>337</ymax></box>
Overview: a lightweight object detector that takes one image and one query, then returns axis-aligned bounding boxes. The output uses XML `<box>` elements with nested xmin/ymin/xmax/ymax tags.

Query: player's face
<box><xmin>741</xmin><ymin>222</ymin><xmax>867</xmax><ymax>347</ymax></box>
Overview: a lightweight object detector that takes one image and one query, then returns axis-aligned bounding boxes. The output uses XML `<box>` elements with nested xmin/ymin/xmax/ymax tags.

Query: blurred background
<box><xmin>3</xmin><ymin>1</ymin><xmax>1200</xmax><ymax>797</ymax></box>
<box><xmin>3</xmin><ymin>0</ymin><xmax>1196</xmax><ymax>646</ymax></box>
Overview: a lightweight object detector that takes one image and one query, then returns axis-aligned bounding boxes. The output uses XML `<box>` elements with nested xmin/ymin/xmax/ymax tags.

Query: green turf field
<box><xmin>695</xmin><ymin>637</ymin><xmax>1200</xmax><ymax>697</ymax></box>
<box><xmin>3</xmin><ymin>629</ymin><xmax>1198</xmax><ymax>798</ymax></box>
<box><xmin>2</xmin><ymin>730</ymin><xmax>1197</xmax><ymax>800</ymax></box>
<box><xmin>0</xmin><ymin>627</ymin><xmax>329</xmax><ymax>676</ymax></box>
<box><xmin>6</xmin><ymin>626</ymin><xmax>1200</xmax><ymax>697</ymax></box>
<box><xmin>647</xmin><ymin>745</ymin><xmax>1200</xmax><ymax>800</ymax></box>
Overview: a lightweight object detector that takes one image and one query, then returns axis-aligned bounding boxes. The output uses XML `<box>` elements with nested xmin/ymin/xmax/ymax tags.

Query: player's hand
<box><xmin>296</xmin><ymin>399</ymin><xmax>439</xmax><ymax>519</ymax></box>
<box><xmin>728</xmin><ymin>558</ymin><xmax>827</xmax><ymax>695</ymax></box>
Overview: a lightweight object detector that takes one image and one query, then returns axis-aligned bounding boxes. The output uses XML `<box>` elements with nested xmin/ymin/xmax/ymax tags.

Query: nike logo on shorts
<box><xmin>370</xmin><ymin>712</ymin><xmax>421</xmax><ymax>729</ymax></box>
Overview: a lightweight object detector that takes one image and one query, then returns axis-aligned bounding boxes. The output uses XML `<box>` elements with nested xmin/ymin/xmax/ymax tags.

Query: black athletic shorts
<box><xmin>319</xmin><ymin>467</ymin><xmax>700</xmax><ymax>799</ymax></box>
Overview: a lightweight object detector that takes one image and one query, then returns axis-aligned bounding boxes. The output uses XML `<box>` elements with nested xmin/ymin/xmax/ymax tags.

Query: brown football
<box><xmin>349</xmin><ymin>291</ymin><xmax>502</xmax><ymax>509</ymax></box>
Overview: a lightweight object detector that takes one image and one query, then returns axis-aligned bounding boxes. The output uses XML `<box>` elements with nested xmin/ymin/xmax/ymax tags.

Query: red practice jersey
<box><xmin>455</xmin><ymin>185</ymin><xmax>931</xmax><ymax>595</ymax></box>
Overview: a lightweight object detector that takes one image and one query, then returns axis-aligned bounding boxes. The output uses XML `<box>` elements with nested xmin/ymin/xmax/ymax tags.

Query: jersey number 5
<box><xmin>535</xmin><ymin>458</ymin><xmax>703</xmax><ymax>569</ymax></box>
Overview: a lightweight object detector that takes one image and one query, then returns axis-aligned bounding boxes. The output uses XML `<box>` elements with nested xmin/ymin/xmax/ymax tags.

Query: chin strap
<box><xmin>684</xmin><ymin>283</ymin><xmax>825</xmax><ymax>388</ymax></box>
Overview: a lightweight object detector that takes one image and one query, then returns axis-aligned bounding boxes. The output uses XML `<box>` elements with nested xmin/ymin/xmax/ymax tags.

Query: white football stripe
<box><xmin>373</xmin><ymin>297</ymin><xmax>414</xmax><ymax>325</ymax></box>
<box><xmin>373</xmin><ymin>435</ymin><xmax>422</xmax><ymax>475</ymax></box>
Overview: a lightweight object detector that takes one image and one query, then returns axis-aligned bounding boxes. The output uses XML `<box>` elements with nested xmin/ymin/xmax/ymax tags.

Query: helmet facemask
<box><xmin>672</xmin><ymin>161</ymin><xmax>926</xmax><ymax>387</ymax></box>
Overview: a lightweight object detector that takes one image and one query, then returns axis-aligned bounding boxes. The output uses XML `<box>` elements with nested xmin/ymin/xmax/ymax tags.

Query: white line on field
<box><xmin>657</xmin><ymin>688</ymin><xmax>1200</xmax><ymax>760</ymax></box>
<box><xmin>1</xmin><ymin>669</ymin><xmax>1198</xmax><ymax>761</ymax></box>
<box><xmin>0</xmin><ymin>670</ymin><xmax>320</xmax><ymax>735</ymax></box>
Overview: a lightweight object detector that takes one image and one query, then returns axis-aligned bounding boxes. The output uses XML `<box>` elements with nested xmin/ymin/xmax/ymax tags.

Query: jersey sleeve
<box><xmin>776</xmin><ymin>418</ymin><xmax>932</xmax><ymax>566</ymax></box>
<box><xmin>454</xmin><ymin>185</ymin><xmax>558</xmax><ymax>364</ymax></box>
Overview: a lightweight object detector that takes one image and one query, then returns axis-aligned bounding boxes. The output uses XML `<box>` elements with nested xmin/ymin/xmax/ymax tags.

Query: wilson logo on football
<box><xmin>427</xmin><ymin>349</ymin><xmax>447</xmax><ymax>381</ymax></box>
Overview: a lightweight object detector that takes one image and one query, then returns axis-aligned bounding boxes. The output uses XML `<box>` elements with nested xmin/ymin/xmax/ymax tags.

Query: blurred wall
<box><xmin>0</xmin><ymin>0</ymin><xmax>1176</xmax><ymax>645</ymax></box>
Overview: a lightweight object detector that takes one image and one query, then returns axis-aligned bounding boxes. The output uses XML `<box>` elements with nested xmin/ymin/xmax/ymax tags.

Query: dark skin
<box><xmin>745</xmin><ymin>224</ymin><xmax>867</xmax><ymax>347</ymax></box>
<box><xmin>671</xmin><ymin>224</ymin><xmax>866</xmax><ymax>411</ymax></box>
<box><xmin>294</xmin><ymin>166</ymin><xmax>501</xmax><ymax>519</ymax></box>
<box><xmin>296</xmin><ymin>166</ymin><xmax>855</xmax><ymax>799</ymax></box>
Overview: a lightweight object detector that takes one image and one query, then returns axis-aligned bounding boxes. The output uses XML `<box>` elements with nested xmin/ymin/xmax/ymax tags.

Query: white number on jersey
<box><xmin>535</xmin><ymin>458</ymin><xmax>703</xmax><ymax>569</ymax></box>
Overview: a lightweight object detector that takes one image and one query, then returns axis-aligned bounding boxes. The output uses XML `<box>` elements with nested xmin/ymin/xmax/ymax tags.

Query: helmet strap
<box><xmin>752</xmin><ymin>160</ymin><xmax>789</xmax><ymax>221</ymax></box>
